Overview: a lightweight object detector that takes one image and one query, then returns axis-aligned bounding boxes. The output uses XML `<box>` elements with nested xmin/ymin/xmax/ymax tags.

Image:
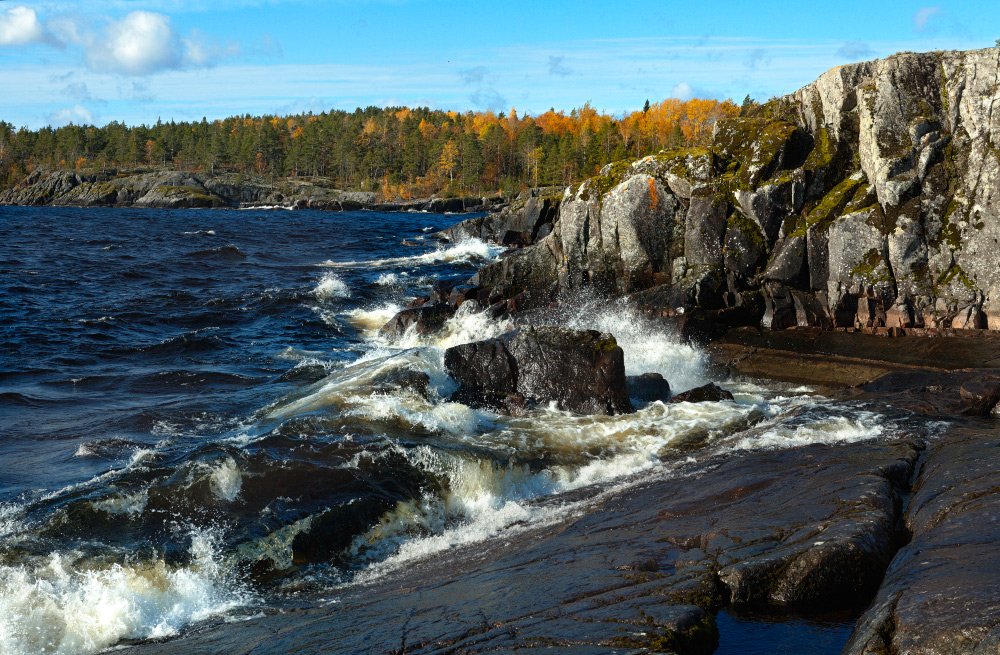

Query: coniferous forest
<box><xmin>0</xmin><ymin>98</ymin><xmax>739</xmax><ymax>199</ymax></box>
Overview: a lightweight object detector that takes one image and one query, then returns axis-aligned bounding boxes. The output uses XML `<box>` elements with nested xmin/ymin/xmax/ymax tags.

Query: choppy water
<box><xmin>0</xmin><ymin>206</ymin><xmax>919</xmax><ymax>654</ymax></box>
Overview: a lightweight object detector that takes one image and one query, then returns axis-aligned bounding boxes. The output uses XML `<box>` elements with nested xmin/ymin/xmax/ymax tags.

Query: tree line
<box><xmin>0</xmin><ymin>98</ymin><xmax>739</xmax><ymax>199</ymax></box>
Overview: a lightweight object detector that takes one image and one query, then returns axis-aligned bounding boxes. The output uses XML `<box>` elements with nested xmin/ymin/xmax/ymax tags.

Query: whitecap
<box><xmin>316</xmin><ymin>238</ymin><xmax>502</xmax><ymax>271</ymax></box>
<box><xmin>313</xmin><ymin>273</ymin><xmax>350</xmax><ymax>300</ymax></box>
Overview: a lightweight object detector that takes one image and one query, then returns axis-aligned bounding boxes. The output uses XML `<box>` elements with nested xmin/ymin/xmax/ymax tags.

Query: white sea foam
<box><xmin>375</xmin><ymin>272</ymin><xmax>399</xmax><ymax>286</ymax></box>
<box><xmin>0</xmin><ymin>529</ymin><xmax>250</xmax><ymax>655</ymax></box>
<box><xmin>316</xmin><ymin>238</ymin><xmax>502</xmax><ymax>271</ymax></box>
<box><xmin>274</xmin><ymin>346</ymin><xmax>326</xmax><ymax>362</ymax></box>
<box><xmin>727</xmin><ymin>407</ymin><xmax>888</xmax><ymax>451</ymax></box>
<box><xmin>344</xmin><ymin>303</ymin><xmax>401</xmax><ymax>336</ymax></box>
<box><xmin>389</xmin><ymin>302</ymin><xmax>512</xmax><ymax>350</ymax></box>
<box><xmin>90</xmin><ymin>490</ymin><xmax>148</xmax><ymax>516</ymax></box>
<box><xmin>209</xmin><ymin>457</ymin><xmax>243</xmax><ymax>501</ymax></box>
<box><xmin>313</xmin><ymin>273</ymin><xmax>350</xmax><ymax>300</ymax></box>
<box><xmin>564</xmin><ymin>298</ymin><xmax>708</xmax><ymax>392</ymax></box>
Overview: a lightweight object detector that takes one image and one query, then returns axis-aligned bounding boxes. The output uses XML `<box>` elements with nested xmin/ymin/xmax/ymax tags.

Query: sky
<box><xmin>0</xmin><ymin>0</ymin><xmax>996</xmax><ymax>128</ymax></box>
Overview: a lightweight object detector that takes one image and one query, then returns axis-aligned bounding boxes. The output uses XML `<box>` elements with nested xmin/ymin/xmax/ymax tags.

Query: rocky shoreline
<box><xmin>340</xmin><ymin>47</ymin><xmax>1000</xmax><ymax>653</ymax></box>
<box><xmin>0</xmin><ymin>168</ymin><xmax>515</xmax><ymax>213</ymax></box>
<box><xmin>30</xmin><ymin>47</ymin><xmax>1000</xmax><ymax>654</ymax></box>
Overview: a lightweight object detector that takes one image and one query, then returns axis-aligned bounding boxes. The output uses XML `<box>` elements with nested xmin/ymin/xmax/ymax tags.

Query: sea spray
<box><xmin>0</xmin><ymin>528</ymin><xmax>250</xmax><ymax>655</ymax></box>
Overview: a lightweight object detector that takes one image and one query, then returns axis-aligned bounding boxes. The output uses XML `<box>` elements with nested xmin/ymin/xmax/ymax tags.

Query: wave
<box><xmin>316</xmin><ymin>238</ymin><xmax>502</xmax><ymax>271</ymax></box>
<box><xmin>0</xmin><ymin>529</ymin><xmax>251</xmax><ymax>655</ymax></box>
<box><xmin>184</xmin><ymin>245</ymin><xmax>248</xmax><ymax>262</ymax></box>
<box><xmin>563</xmin><ymin>297</ymin><xmax>708</xmax><ymax>393</ymax></box>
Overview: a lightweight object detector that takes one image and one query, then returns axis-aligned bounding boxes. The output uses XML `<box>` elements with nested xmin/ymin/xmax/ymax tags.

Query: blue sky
<box><xmin>0</xmin><ymin>0</ymin><xmax>995</xmax><ymax>128</ymax></box>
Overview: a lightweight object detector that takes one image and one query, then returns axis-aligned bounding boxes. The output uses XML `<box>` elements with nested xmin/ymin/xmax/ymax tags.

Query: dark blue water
<box><xmin>1</xmin><ymin>207</ymin><xmax>476</xmax><ymax>498</ymax></box>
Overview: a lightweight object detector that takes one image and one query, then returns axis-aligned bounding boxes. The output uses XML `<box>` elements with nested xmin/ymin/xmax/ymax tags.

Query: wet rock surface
<box><xmin>845</xmin><ymin>425</ymin><xmax>1000</xmax><ymax>654</ymax></box>
<box><xmin>119</xmin><ymin>439</ymin><xmax>923</xmax><ymax>654</ymax></box>
<box><xmin>706</xmin><ymin>327</ymin><xmax>1000</xmax><ymax>388</ymax></box>
<box><xmin>445</xmin><ymin>326</ymin><xmax>633</xmax><ymax>415</ymax></box>
<box><xmin>669</xmin><ymin>383</ymin><xmax>734</xmax><ymax>404</ymax></box>
<box><xmin>628</xmin><ymin>373</ymin><xmax>672</xmax><ymax>403</ymax></box>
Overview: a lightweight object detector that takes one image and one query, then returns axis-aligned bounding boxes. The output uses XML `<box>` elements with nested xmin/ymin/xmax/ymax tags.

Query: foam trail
<box><xmin>317</xmin><ymin>238</ymin><xmax>502</xmax><ymax>270</ymax></box>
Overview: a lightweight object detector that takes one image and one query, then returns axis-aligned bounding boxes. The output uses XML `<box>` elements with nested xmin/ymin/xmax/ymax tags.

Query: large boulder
<box><xmin>444</xmin><ymin>326</ymin><xmax>633</xmax><ymax>415</ymax></box>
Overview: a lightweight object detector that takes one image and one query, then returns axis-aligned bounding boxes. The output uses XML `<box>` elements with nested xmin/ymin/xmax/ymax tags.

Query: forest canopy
<box><xmin>0</xmin><ymin>98</ymin><xmax>739</xmax><ymax>200</ymax></box>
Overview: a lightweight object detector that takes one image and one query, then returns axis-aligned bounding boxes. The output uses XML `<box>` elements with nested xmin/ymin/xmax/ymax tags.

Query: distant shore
<box><xmin>0</xmin><ymin>167</ymin><xmax>526</xmax><ymax>213</ymax></box>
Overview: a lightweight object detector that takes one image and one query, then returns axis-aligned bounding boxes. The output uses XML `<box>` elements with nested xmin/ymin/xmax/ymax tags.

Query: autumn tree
<box><xmin>438</xmin><ymin>140</ymin><xmax>458</xmax><ymax>182</ymax></box>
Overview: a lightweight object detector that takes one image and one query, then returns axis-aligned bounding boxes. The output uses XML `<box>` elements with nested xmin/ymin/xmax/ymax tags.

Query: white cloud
<box><xmin>837</xmin><ymin>41</ymin><xmax>873</xmax><ymax>60</ymax></box>
<box><xmin>48</xmin><ymin>104</ymin><xmax>96</xmax><ymax>126</ymax></box>
<box><xmin>670</xmin><ymin>82</ymin><xmax>695</xmax><ymax>100</ymax></box>
<box><xmin>3</xmin><ymin>8</ymin><xmax>242</xmax><ymax>75</ymax></box>
<box><xmin>669</xmin><ymin>82</ymin><xmax>717</xmax><ymax>101</ymax></box>
<box><xmin>913</xmin><ymin>6</ymin><xmax>941</xmax><ymax>32</ymax></box>
<box><xmin>0</xmin><ymin>6</ymin><xmax>46</xmax><ymax>46</ymax></box>
<box><xmin>86</xmin><ymin>11</ymin><xmax>182</xmax><ymax>75</ymax></box>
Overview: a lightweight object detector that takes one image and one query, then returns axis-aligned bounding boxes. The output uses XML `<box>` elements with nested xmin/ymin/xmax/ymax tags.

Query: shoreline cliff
<box><xmin>432</xmin><ymin>47</ymin><xmax>1000</xmax><ymax>340</ymax></box>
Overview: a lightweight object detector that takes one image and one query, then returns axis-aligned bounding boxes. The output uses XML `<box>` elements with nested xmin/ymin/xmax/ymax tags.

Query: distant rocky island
<box><xmin>0</xmin><ymin>167</ymin><xmax>509</xmax><ymax>213</ymax></box>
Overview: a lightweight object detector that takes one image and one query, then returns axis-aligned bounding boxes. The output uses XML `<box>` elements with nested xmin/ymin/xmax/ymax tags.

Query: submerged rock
<box><xmin>444</xmin><ymin>325</ymin><xmax>633</xmax><ymax>415</ymax></box>
<box><xmin>119</xmin><ymin>435</ymin><xmax>923</xmax><ymax>655</ymax></box>
<box><xmin>670</xmin><ymin>383</ymin><xmax>734</xmax><ymax>404</ymax></box>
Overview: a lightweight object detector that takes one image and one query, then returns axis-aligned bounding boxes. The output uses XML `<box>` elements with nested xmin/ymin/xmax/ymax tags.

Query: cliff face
<box><xmin>471</xmin><ymin>48</ymin><xmax>1000</xmax><ymax>332</ymax></box>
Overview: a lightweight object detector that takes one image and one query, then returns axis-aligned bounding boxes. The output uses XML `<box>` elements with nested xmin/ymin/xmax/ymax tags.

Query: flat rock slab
<box><xmin>845</xmin><ymin>425</ymin><xmax>1000</xmax><ymax>654</ymax></box>
<box><xmin>706</xmin><ymin>327</ymin><xmax>1000</xmax><ymax>388</ymax></box>
<box><xmin>121</xmin><ymin>439</ymin><xmax>919</xmax><ymax>654</ymax></box>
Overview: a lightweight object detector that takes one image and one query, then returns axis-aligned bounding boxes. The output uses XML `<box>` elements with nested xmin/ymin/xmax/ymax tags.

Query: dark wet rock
<box><xmin>377</xmin><ymin>303</ymin><xmax>453</xmax><ymax>339</ymax></box>
<box><xmin>627</xmin><ymin>372</ymin><xmax>671</xmax><ymax>403</ymax></box>
<box><xmin>958</xmin><ymin>375</ymin><xmax>1000</xmax><ymax>416</ymax></box>
<box><xmin>850</xmin><ymin>368</ymin><xmax>1000</xmax><ymax>417</ymax></box>
<box><xmin>445</xmin><ymin>326</ymin><xmax>633</xmax><ymax>415</ymax></box>
<box><xmin>444</xmin><ymin>338</ymin><xmax>521</xmax><ymax>412</ymax></box>
<box><xmin>437</xmin><ymin>192</ymin><xmax>561</xmax><ymax>245</ymax></box>
<box><xmin>845</xmin><ymin>426</ymin><xmax>1000</xmax><ymax>654</ymax></box>
<box><xmin>670</xmin><ymin>383</ymin><xmax>733</xmax><ymax>404</ymax></box>
<box><xmin>118</xmin><ymin>438</ymin><xmax>921</xmax><ymax>655</ymax></box>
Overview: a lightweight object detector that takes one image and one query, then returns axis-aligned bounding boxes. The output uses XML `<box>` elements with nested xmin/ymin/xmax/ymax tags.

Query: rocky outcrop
<box><xmin>462</xmin><ymin>48</ymin><xmax>1000</xmax><ymax>335</ymax></box>
<box><xmin>444</xmin><ymin>326</ymin><xmax>633</xmax><ymax>415</ymax></box>
<box><xmin>845</xmin><ymin>425</ymin><xmax>1000</xmax><ymax>654</ymax></box>
<box><xmin>437</xmin><ymin>188</ymin><xmax>562</xmax><ymax>246</ymax></box>
<box><xmin>0</xmin><ymin>168</ymin><xmax>502</xmax><ymax>213</ymax></box>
